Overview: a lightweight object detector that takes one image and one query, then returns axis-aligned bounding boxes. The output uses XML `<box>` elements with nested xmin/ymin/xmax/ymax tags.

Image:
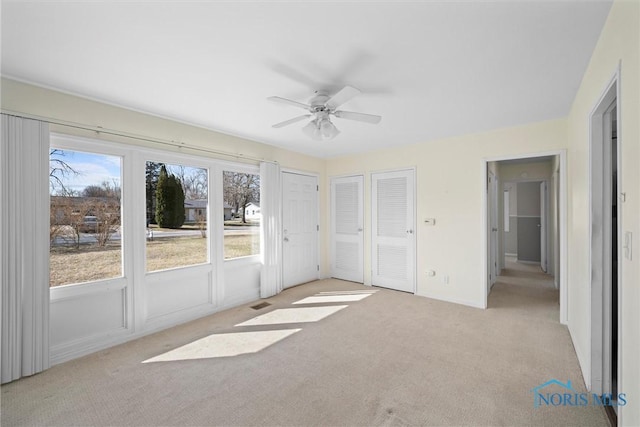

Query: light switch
<box><xmin>424</xmin><ymin>218</ymin><xmax>436</xmax><ymax>226</ymax></box>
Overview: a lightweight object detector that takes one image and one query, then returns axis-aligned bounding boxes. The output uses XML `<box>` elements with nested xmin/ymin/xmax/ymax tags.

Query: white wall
<box><xmin>326</xmin><ymin>119</ymin><xmax>567</xmax><ymax>308</ymax></box>
<box><xmin>566</xmin><ymin>0</ymin><xmax>639</xmax><ymax>424</ymax></box>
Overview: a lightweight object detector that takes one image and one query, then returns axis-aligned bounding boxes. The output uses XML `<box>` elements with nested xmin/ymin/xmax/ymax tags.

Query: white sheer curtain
<box><xmin>259</xmin><ymin>162</ymin><xmax>283</xmax><ymax>298</ymax></box>
<box><xmin>1</xmin><ymin>114</ymin><xmax>51</xmax><ymax>384</ymax></box>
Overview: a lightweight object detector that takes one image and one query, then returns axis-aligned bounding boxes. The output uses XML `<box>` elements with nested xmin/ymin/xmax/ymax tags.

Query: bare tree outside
<box><xmin>171</xmin><ymin>165</ymin><xmax>208</xmax><ymax>200</ymax></box>
<box><xmin>223</xmin><ymin>172</ymin><xmax>260</xmax><ymax>223</ymax></box>
<box><xmin>50</xmin><ymin>149</ymin><xmax>79</xmax><ymax>195</ymax></box>
<box><xmin>223</xmin><ymin>171</ymin><xmax>260</xmax><ymax>259</ymax></box>
<box><xmin>49</xmin><ymin>149</ymin><xmax>123</xmax><ymax>287</ymax></box>
<box><xmin>50</xmin><ymin>195</ymin><xmax>93</xmax><ymax>249</ymax></box>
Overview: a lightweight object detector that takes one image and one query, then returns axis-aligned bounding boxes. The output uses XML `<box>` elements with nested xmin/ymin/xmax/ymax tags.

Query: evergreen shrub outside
<box><xmin>155</xmin><ymin>165</ymin><xmax>185</xmax><ymax>228</ymax></box>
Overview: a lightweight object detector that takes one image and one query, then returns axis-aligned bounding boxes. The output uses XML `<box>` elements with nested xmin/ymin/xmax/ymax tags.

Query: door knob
<box><xmin>357</xmin><ymin>228</ymin><xmax>363</xmax><ymax>232</ymax></box>
<box><xmin>406</xmin><ymin>229</ymin><xmax>414</xmax><ymax>234</ymax></box>
<box><xmin>284</xmin><ymin>237</ymin><xmax>289</xmax><ymax>242</ymax></box>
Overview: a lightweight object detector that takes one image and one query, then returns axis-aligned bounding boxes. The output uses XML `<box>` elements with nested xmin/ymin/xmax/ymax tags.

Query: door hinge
<box><xmin>317</xmin><ymin>224</ymin><xmax>319</xmax><ymax>231</ymax></box>
<box><xmin>316</xmin><ymin>185</ymin><xmax>319</xmax><ymax>191</ymax></box>
<box><xmin>317</xmin><ymin>265</ymin><xmax>320</xmax><ymax>271</ymax></box>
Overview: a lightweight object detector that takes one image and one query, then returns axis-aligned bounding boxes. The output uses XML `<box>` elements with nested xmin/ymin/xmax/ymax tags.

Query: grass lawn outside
<box><xmin>50</xmin><ymin>233</ymin><xmax>259</xmax><ymax>287</ymax></box>
<box><xmin>223</xmin><ymin>234</ymin><xmax>260</xmax><ymax>259</ymax></box>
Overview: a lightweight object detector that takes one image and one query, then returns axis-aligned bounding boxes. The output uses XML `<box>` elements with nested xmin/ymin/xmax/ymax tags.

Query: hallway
<box><xmin>488</xmin><ymin>255</ymin><xmax>560</xmax><ymax>322</ymax></box>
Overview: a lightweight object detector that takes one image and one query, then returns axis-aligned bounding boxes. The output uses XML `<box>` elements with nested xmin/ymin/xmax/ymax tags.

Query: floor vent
<box><xmin>250</xmin><ymin>302</ymin><xmax>271</xmax><ymax>310</ymax></box>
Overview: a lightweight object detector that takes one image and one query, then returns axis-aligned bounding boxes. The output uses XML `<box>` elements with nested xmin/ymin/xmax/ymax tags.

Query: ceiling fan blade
<box><xmin>272</xmin><ymin>115</ymin><xmax>311</xmax><ymax>128</ymax></box>
<box><xmin>325</xmin><ymin>86</ymin><xmax>361</xmax><ymax>110</ymax></box>
<box><xmin>267</xmin><ymin>96</ymin><xmax>311</xmax><ymax>111</ymax></box>
<box><xmin>334</xmin><ymin>110</ymin><xmax>382</xmax><ymax>124</ymax></box>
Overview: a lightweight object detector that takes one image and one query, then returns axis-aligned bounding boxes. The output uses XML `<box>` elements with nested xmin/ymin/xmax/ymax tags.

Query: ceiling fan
<box><xmin>268</xmin><ymin>85</ymin><xmax>381</xmax><ymax>141</ymax></box>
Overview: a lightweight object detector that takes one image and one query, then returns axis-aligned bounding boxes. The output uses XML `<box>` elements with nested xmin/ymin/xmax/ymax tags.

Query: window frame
<box><xmin>49</xmin><ymin>134</ymin><xmax>130</xmax><ymax>300</ymax></box>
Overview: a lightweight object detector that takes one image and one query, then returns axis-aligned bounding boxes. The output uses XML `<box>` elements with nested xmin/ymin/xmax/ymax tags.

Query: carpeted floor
<box><xmin>1</xmin><ymin>262</ymin><xmax>608</xmax><ymax>426</ymax></box>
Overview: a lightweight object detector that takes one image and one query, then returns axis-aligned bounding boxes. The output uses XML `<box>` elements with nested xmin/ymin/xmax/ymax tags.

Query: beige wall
<box><xmin>326</xmin><ymin>118</ymin><xmax>566</xmax><ymax>308</ymax></box>
<box><xmin>566</xmin><ymin>0</ymin><xmax>640</xmax><ymax>424</ymax></box>
<box><xmin>499</xmin><ymin>160</ymin><xmax>552</xmax><ymax>182</ymax></box>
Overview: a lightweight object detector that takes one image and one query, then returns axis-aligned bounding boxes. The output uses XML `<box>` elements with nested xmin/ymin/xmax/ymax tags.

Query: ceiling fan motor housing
<box><xmin>310</xmin><ymin>92</ymin><xmax>331</xmax><ymax>110</ymax></box>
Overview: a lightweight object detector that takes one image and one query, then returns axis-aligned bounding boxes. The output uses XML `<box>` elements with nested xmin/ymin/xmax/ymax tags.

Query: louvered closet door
<box><xmin>331</xmin><ymin>175</ymin><xmax>364</xmax><ymax>283</ymax></box>
<box><xmin>372</xmin><ymin>169</ymin><xmax>415</xmax><ymax>293</ymax></box>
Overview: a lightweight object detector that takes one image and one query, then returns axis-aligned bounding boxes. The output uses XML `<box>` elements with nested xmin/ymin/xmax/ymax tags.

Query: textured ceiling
<box><xmin>1</xmin><ymin>1</ymin><xmax>612</xmax><ymax>158</ymax></box>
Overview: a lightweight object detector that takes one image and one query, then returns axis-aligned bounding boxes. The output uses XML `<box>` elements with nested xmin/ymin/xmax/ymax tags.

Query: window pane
<box><xmin>49</xmin><ymin>149</ymin><xmax>122</xmax><ymax>287</ymax></box>
<box><xmin>223</xmin><ymin>171</ymin><xmax>260</xmax><ymax>259</ymax></box>
<box><xmin>146</xmin><ymin>162</ymin><xmax>208</xmax><ymax>272</ymax></box>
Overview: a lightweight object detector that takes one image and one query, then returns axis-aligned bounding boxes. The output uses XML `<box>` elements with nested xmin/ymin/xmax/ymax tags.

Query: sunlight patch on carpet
<box><xmin>293</xmin><ymin>293</ymin><xmax>374</xmax><ymax>304</ymax></box>
<box><xmin>235</xmin><ymin>306</ymin><xmax>348</xmax><ymax>326</ymax></box>
<box><xmin>318</xmin><ymin>290</ymin><xmax>378</xmax><ymax>295</ymax></box>
<box><xmin>142</xmin><ymin>329</ymin><xmax>301</xmax><ymax>363</ymax></box>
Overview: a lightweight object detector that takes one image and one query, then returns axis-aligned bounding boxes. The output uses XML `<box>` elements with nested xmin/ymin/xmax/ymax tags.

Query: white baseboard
<box><xmin>415</xmin><ymin>292</ymin><xmax>485</xmax><ymax>309</ymax></box>
<box><xmin>568</xmin><ymin>322</ymin><xmax>591</xmax><ymax>390</ymax></box>
<box><xmin>517</xmin><ymin>260</ymin><xmax>541</xmax><ymax>265</ymax></box>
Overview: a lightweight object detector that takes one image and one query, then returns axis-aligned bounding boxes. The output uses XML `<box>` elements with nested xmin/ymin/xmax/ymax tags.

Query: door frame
<box><xmin>588</xmin><ymin>65</ymin><xmax>622</xmax><ymax>407</ymax></box>
<box><xmin>487</xmin><ymin>170</ymin><xmax>499</xmax><ymax>290</ymax></box>
<box><xmin>481</xmin><ymin>150</ymin><xmax>567</xmax><ymax>324</ymax></box>
<box><xmin>280</xmin><ymin>168</ymin><xmax>321</xmax><ymax>286</ymax></box>
<box><xmin>540</xmin><ymin>181</ymin><xmax>548</xmax><ymax>273</ymax></box>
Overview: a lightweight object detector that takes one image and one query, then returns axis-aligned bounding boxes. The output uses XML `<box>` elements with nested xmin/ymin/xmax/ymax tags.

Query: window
<box><xmin>223</xmin><ymin>171</ymin><xmax>260</xmax><ymax>259</ymax></box>
<box><xmin>504</xmin><ymin>189</ymin><xmax>510</xmax><ymax>232</ymax></box>
<box><xmin>146</xmin><ymin>162</ymin><xmax>208</xmax><ymax>272</ymax></box>
<box><xmin>49</xmin><ymin>149</ymin><xmax>122</xmax><ymax>287</ymax></box>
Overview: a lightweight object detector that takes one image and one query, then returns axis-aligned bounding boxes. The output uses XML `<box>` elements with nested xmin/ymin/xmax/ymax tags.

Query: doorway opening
<box><xmin>483</xmin><ymin>151</ymin><xmax>567</xmax><ymax>324</ymax></box>
<box><xmin>589</xmin><ymin>72</ymin><xmax>620</xmax><ymax>425</ymax></box>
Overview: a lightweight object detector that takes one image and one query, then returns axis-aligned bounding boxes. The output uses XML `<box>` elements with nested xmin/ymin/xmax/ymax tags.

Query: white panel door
<box><xmin>331</xmin><ymin>175</ymin><xmax>364</xmax><ymax>283</ymax></box>
<box><xmin>371</xmin><ymin>169</ymin><xmax>415</xmax><ymax>293</ymax></box>
<box><xmin>282</xmin><ymin>172</ymin><xmax>319</xmax><ymax>289</ymax></box>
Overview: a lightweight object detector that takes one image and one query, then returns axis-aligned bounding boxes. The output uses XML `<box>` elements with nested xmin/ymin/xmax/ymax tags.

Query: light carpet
<box><xmin>1</xmin><ymin>267</ymin><xmax>608</xmax><ymax>426</ymax></box>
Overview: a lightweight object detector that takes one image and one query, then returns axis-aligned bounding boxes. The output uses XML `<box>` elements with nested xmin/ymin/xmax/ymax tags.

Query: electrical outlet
<box><xmin>443</xmin><ymin>275</ymin><xmax>449</xmax><ymax>284</ymax></box>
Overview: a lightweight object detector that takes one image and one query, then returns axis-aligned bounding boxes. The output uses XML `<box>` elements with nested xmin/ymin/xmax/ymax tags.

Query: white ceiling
<box><xmin>1</xmin><ymin>1</ymin><xmax>612</xmax><ymax>158</ymax></box>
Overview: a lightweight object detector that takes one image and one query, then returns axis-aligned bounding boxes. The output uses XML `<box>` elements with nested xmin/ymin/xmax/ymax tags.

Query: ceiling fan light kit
<box><xmin>302</xmin><ymin>117</ymin><xmax>340</xmax><ymax>141</ymax></box>
<box><xmin>269</xmin><ymin>85</ymin><xmax>381</xmax><ymax>141</ymax></box>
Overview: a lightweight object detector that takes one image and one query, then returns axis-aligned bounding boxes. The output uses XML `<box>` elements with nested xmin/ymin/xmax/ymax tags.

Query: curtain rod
<box><xmin>1</xmin><ymin>109</ymin><xmax>278</xmax><ymax>165</ymax></box>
